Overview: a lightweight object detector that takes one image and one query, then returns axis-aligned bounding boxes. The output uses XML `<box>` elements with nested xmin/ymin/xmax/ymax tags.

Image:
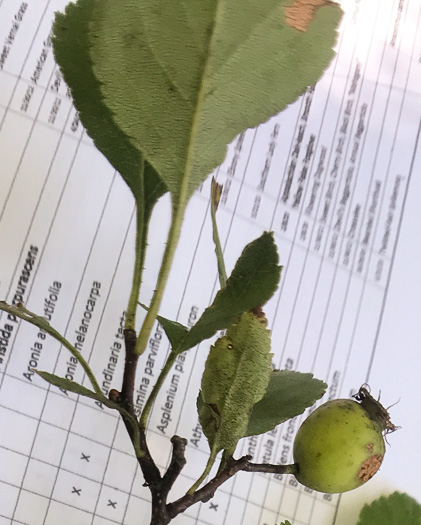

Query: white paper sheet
<box><xmin>1</xmin><ymin>1</ymin><xmax>420</xmax><ymax>524</ymax></box>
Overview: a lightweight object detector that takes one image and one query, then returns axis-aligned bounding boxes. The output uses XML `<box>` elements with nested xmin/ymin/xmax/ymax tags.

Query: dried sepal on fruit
<box><xmin>353</xmin><ymin>384</ymin><xmax>398</xmax><ymax>435</ymax></box>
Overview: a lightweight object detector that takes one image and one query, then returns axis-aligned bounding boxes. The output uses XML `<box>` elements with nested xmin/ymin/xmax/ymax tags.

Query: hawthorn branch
<box><xmin>142</xmin><ymin>435</ymin><xmax>188</xmax><ymax>525</ymax></box>
<box><xmin>115</xmin><ymin>399</ymin><xmax>162</xmax><ymax>487</ymax></box>
<box><xmin>244</xmin><ymin>461</ymin><xmax>298</xmax><ymax>475</ymax></box>
<box><xmin>120</xmin><ymin>328</ymin><xmax>139</xmax><ymax>407</ymax></box>
<box><xmin>112</xmin><ymin>328</ymin><xmax>162</xmax><ymax>487</ymax></box>
<box><xmin>138</xmin><ymin>428</ymin><xmax>163</xmax><ymax>487</ymax></box>
<box><xmin>161</xmin><ymin>436</ymin><xmax>188</xmax><ymax>497</ymax></box>
<box><xmin>167</xmin><ymin>456</ymin><xmax>298</xmax><ymax>519</ymax></box>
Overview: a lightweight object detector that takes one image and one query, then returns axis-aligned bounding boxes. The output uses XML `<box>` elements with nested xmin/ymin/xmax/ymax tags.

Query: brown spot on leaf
<box><xmin>250</xmin><ymin>305</ymin><xmax>268</xmax><ymax>325</ymax></box>
<box><xmin>284</xmin><ymin>0</ymin><xmax>334</xmax><ymax>32</ymax></box>
<box><xmin>358</xmin><ymin>454</ymin><xmax>383</xmax><ymax>483</ymax></box>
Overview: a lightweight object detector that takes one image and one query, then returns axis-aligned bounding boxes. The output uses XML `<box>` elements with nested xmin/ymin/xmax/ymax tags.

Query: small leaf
<box><xmin>37</xmin><ymin>371</ymin><xmax>143</xmax><ymax>457</ymax></box>
<box><xmin>139</xmin><ymin>303</ymin><xmax>189</xmax><ymax>349</ymax></box>
<box><xmin>157</xmin><ymin>315</ymin><xmax>189</xmax><ymax>349</ymax></box>
<box><xmin>245</xmin><ymin>370</ymin><xmax>326</xmax><ymax>437</ymax></box>
<box><xmin>37</xmin><ymin>371</ymin><xmax>114</xmax><ymax>407</ymax></box>
<box><xmin>199</xmin><ymin>311</ymin><xmax>273</xmax><ymax>456</ymax></box>
<box><xmin>52</xmin><ymin>0</ymin><xmax>166</xmax><ymax>218</ymax></box>
<box><xmin>36</xmin><ymin>371</ymin><xmax>131</xmax><ymax>418</ymax></box>
<box><xmin>89</xmin><ymin>0</ymin><xmax>342</xmax><ymax>209</ymax></box>
<box><xmin>142</xmin><ymin>232</ymin><xmax>281</xmax><ymax>353</ymax></box>
<box><xmin>357</xmin><ymin>492</ymin><xmax>421</xmax><ymax>525</ymax></box>
<box><xmin>279</xmin><ymin>521</ymin><xmax>292</xmax><ymax>525</ymax></box>
<box><xmin>181</xmin><ymin>231</ymin><xmax>281</xmax><ymax>351</ymax></box>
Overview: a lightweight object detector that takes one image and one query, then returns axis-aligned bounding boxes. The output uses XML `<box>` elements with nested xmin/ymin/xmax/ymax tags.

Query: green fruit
<box><xmin>293</xmin><ymin>396</ymin><xmax>387</xmax><ymax>493</ymax></box>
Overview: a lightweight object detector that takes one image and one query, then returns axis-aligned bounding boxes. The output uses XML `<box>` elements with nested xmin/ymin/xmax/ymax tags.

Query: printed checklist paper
<box><xmin>1</xmin><ymin>1</ymin><xmax>421</xmax><ymax>525</ymax></box>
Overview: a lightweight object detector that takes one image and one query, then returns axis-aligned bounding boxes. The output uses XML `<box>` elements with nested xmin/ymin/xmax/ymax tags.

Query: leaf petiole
<box><xmin>134</xmin><ymin>200</ymin><xmax>186</xmax><ymax>357</ymax></box>
<box><xmin>188</xmin><ymin>450</ymin><xmax>218</xmax><ymax>495</ymax></box>
<box><xmin>139</xmin><ymin>350</ymin><xmax>178</xmax><ymax>429</ymax></box>
<box><xmin>125</xmin><ymin>176</ymin><xmax>147</xmax><ymax>332</ymax></box>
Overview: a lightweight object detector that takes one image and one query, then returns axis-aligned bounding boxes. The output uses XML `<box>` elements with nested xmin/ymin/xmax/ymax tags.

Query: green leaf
<box><xmin>139</xmin><ymin>303</ymin><xmax>189</xmax><ymax>349</ymax></box>
<box><xmin>142</xmin><ymin>232</ymin><xmax>281</xmax><ymax>353</ymax></box>
<box><xmin>199</xmin><ymin>311</ymin><xmax>273</xmax><ymax>457</ymax></box>
<box><xmin>52</xmin><ymin>0</ymin><xmax>167</xmax><ymax>214</ymax></box>
<box><xmin>157</xmin><ymin>315</ymin><xmax>189</xmax><ymax>349</ymax></box>
<box><xmin>181</xmin><ymin>231</ymin><xmax>281</xmax><ymax>351</ymax></box>
<box><xmin>245</xmin><ymin>370</ymin><xmax>326</xmax><ymax>437</ymax></box>
<box><xmin>279</xmin><ymin>521</ymin><xmax>292</xmax><ymax>525</ymax></box>
<box><xmin>357</xmin><ymin>492</ymin><xmax>421</xmax><ymax>525</ymax></box>
<box><xmin>37</xmin><ymin>371</ymin><xmax>143</xmax><ymax>457</ymax></box>
<box><xmin>36</xmin><ymin>371</ymin><xmax>118</xmax><ymax>410</ymax></box>
<box><xmin>89</xmin><ymin>0</ymin><xmax>342</xmax><ymax>208</ymax></box>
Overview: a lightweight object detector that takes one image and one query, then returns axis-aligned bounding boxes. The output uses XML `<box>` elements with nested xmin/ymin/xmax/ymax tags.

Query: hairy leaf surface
<box><xmin>181</xmin><ymin>231</ymin><xmax>281</xmax><ymax>351</ymax></box>
<box><xmin>53</xmin><ymin>0</ymin><xmax>166</xmax><ymax>213</ymax></box>
<box><xmin>199</xmin><ymin>311</ymin><xmax>273</xmax><ymax>456</ymax></box>
<box><xmin>245</xmin><ymin>370</ymin><xmax>326</xmax><ymax>437</ymax></box>
<box><xmin>89</xmin><ymin>0</ymin><xmax>342</xmax><ymax>209</ymax></box>
<box><xmin>142</xmin><ymin>232</ymin><xmax>281</xmax><ymax>353</ymax></box>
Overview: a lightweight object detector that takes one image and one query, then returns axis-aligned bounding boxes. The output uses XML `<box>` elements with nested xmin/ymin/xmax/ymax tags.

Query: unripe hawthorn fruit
<box><xmin>293</xmin><ymin>387</ymin><xmax>395</xmax><ymax>493</ymax></box>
